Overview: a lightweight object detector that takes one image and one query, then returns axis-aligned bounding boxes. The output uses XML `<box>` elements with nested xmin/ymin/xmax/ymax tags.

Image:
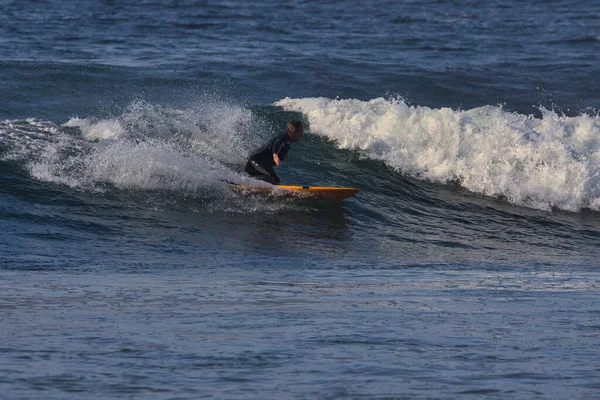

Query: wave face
<box><xmin>275</xmin><ymin>97</ymin><xmax>600</xmax><ymax>212</ymax></box>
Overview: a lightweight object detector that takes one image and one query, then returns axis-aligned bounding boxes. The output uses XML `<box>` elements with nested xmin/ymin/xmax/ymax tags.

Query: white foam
<box><xmin>275</xmin><ymin>97</ymin><xmax>600</xmax><ymax>212</ymax></box>
<box><xmin>2</xmin><ymin>101</ymin><xmax>271</xmax><ymax>197</ymax></box>
<box><xmin>66</xmin><ymin>117</ymin><xmax>125</xmax><ymax>140</ymax></box>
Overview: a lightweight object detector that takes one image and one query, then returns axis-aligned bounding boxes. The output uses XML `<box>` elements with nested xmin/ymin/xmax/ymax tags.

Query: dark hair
<box><xmin>285</xmin><ymin>120</ymin><xmax>303</xmax><ymax>137</ymax></box>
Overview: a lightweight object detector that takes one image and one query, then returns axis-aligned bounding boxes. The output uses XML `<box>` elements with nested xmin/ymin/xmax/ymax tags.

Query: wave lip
<box><xmin>274</xmin><ymin>97</ymin><xmax>600</xmax><ymax>212</ymax></box>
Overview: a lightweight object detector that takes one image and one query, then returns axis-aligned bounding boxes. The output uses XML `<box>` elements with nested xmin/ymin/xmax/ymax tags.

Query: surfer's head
<box><xmin>285</xmin><ymin>120</ymin><xmax>303</xmax><ymax>143</ymax></box>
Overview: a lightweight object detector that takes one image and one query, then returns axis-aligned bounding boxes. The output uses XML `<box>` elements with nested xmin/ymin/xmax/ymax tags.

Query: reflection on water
<box><xmin>181</xmin><ymin>201</ymin><xmax>356</xmax><ymax>259</ymax></box>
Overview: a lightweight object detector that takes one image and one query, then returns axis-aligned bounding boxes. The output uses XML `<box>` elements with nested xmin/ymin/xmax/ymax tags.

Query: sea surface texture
<box><xmin>1</xmin><ymin>1</ymin><xmax>600</xmax><ymax>399</ymax></box>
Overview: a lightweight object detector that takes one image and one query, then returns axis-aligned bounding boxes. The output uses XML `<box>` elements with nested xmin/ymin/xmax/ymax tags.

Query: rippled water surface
<box><xmin>3</xmin><ymin>269</ymin><xmax>599</xmax><ymax>399</ymax></box>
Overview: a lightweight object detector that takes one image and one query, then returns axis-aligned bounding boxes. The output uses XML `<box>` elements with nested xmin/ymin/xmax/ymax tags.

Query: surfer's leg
<box><xmin>253</xmin><ymin>174</ymin><xmax>275</xmax><ymax>183</ymax></box>
<box><xmin>244</xmin><ymin>160</ymin><xmax>256</xmax><ymax>175</ymax></box>
<box><xmin>252</xmin><ymin>171</ymin><xmax>279</xmax><ymax>184</ymax></box>
<box><xmin>245</xmin><ymin>160</ymin><xmax>280</xmax><ymax>184</ymax></box>
<box><xmin>244</xmin><ymin>160</ymin><xmax>276</xmax><ymax>183</ymax></box>
<box><xmin>266</xmin><ymin>167</ymin><xmax>280</xmax><ymax>185</ymax></box>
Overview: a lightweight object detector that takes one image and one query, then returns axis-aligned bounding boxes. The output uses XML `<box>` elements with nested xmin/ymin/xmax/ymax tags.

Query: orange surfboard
<box><xmin>229</xmin><ymin>184</ymin><xmax>359</xmax><ymax>200</ymax></box>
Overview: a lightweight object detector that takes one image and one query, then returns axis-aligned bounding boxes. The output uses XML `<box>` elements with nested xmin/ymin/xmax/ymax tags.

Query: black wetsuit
<box><xmin>244</xmin><ymin>134</ymin><xmax>290</xmax><ymax>184</ymax></box>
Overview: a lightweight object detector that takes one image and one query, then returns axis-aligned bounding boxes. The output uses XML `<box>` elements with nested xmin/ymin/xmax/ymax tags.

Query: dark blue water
<box><xmin>2</xmin><ymin>1</ymin><xmax>600</xmax><ymax>398</ymax></box>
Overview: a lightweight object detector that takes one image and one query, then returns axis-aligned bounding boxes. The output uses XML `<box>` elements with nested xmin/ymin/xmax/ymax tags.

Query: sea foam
<box><xmin>275</xmin><ymin>97</ymin><xmax>600</xmax><ymax>212</ymax></box>
<box><xmin>2</xmin><ymin>100</ymin><xmax>270</xmax><ymax>194</ymax></box>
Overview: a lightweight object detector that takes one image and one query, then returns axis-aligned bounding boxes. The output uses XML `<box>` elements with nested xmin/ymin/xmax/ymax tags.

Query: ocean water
<box><xmin>1</xmin><ymin>0</ymin><xmax>600</xmax><ymax>398</ymax></box>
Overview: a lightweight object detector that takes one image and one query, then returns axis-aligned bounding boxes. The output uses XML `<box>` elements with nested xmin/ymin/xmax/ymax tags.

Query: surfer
<box><xmin>244</xmin><ymin>120</ymin><xmax>303</xmax><ymax>184</ymax></box>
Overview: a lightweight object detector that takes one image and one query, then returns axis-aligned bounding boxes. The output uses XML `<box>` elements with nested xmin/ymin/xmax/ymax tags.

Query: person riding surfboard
<box><xmin>244</xmin><ymin>120</ymin><xmax>303</xmax><ymax>184</ymax></box>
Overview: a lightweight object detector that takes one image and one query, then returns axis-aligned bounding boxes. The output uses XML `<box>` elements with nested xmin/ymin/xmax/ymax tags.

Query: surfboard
<box><xmin>229</xmin><ymin>184</ymin><xmax>359</xmax><ymax>200</ymax></box>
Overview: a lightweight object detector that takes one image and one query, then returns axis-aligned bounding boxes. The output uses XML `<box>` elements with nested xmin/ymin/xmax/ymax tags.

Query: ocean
<box><xmin>1</xmin><ymin>0</ymin><xmax>600</xmax><ymax>398</ymax></box>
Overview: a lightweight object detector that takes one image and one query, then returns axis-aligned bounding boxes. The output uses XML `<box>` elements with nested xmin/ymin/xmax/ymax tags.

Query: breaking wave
<box><xmin>275</xmin><ymin>96</ymin><xmax>600</xmax><ymax>212</ymax></box>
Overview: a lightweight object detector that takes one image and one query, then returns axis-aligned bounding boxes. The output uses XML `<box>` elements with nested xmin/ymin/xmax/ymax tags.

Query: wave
<box><xmin>0</xmin><ymin>100</ymin><xmax>276</xmax><ymax>205</ymax></box>
<box><xmin>274</xmin><ymin>97</ymin><xmax>600</xmax><ymax>212</ymax></box>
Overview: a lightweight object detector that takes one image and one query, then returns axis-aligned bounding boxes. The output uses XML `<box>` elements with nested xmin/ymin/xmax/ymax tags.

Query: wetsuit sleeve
<box><xmin>273</xmin><ymin>138</ymin><xmax>289</xmax><ymax>161</ymax></box>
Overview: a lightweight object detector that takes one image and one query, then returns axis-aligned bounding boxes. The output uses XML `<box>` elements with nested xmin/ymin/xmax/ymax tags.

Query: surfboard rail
<box><xmin>229</xmin><ymin>184</ymin><xmax>359</xmax><ymax>200</ymax></box>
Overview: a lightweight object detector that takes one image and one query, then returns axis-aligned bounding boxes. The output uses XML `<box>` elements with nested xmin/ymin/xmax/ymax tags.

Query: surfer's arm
<box><xmin>272</xmin><ymin>138</ymin><xmax>288</xmax><ymax>166</ymax></box>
